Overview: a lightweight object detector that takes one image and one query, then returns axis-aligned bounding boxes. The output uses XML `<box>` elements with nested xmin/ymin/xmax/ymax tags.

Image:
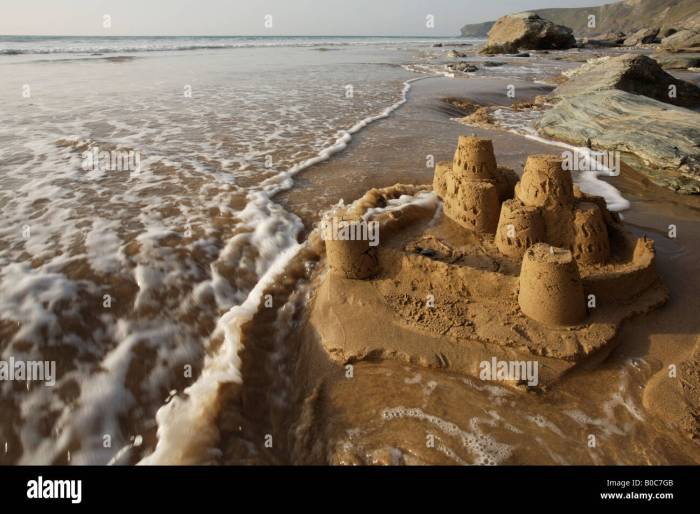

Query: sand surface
<box><xmin>215</xmin><ymin>70</ymin><xmax>700</xmax><ymax>465</ymax></box>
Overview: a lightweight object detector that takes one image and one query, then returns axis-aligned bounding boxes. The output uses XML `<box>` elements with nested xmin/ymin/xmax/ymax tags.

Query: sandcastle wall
<box><xmin>582</xmin><ymin>237</ymin><xmax>659</xmax><ymax>301</ymax></box>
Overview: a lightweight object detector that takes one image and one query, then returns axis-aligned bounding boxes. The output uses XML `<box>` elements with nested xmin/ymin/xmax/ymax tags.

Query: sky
<box><xmin>0</xmin><ymin>0</ymin><xmax>616</xmax><ymax>37</ymax></box>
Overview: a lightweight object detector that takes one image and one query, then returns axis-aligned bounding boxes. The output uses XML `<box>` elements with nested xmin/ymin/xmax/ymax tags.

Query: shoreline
<box><xmin>210</xmin><ymin>61</ymin><xmax>700</xmax><ymax>465</ymax></box>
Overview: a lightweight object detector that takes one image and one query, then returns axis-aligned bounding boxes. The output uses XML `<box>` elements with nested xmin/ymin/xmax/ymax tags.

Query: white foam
<box><xmin>382</xmin><ymin>406</ymin><xmax>512</xmax><ymax>465</ymax></box>
<box><xmin>140</xmin><ymin>75</ymin><xmax>424</xmax><ymax>464</ymax></box>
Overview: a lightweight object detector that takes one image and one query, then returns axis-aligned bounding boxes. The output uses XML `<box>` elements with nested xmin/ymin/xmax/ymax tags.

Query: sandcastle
<box><xmin>312</xmin><ymin>136</ymin><xmax>668</xmax><ymax>388</ymax></box>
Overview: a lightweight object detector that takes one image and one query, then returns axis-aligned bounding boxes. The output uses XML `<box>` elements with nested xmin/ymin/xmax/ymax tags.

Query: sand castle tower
<box><xmin>518</xmin><ymin>243</ymin><xmax>587</xmax><ymax>326</ymax></box>
<box><xmin>572</xmin><ymin>202</ymin><xmax>610</xmax><ymax>265</ymax></box>
<box><xmin>495</xmin><ymin>199</ymin><xmax>546</xmax><ymax>259</ymax></box>
<box><xmin>493</xmin><ymin>153</ymin><xmax>613</xmax><ymax>267</ymax></box>
<box><xmin>514</xmin><ymin>155</ymin><xmax>575</xmax><ymax>249</ymax></box>
<box><xmin>433</xmin><ymin>136</ymin><xmax>517</xmax><ymax>234</ymax></box>
<box><xmin>323</xmin><ymin>217</ymin><xmax>379</xmax><ymax>280</ymax></box>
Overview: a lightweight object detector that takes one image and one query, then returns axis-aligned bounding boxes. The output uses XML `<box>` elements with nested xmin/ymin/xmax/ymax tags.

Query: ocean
<box><xmin>0</xmin><ymin>35</ymin><xmax>474</xmax><ymax>464</ymax></box>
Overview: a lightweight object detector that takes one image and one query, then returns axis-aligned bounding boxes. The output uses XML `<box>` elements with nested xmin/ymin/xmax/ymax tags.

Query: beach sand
<box><xmin>213</xmin><ymin>72</ymin><xmax>700</xmax><ymax>465</ymax></box>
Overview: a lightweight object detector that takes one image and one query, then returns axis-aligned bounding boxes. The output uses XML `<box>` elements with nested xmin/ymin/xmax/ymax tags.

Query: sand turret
<box><xmin>495</xmin><ymin>199</ymin><xmax>546</xmax><ymax>259</ymax></box>
<box><xmin>446</xmin><ymin>180</ymin><xmax>500</xmax><ymax>233</ymax></box>
<box><xmin>453</xmin><ymin>136</ymin><xmax>498</xmax><ymax>179</ymax></box>
<box><xmin>518</xmin><ymin>243</ymin><xmax>587</xmax><ymax>326</ymax></box>
<box><xmin>433</xmin><ymin>136</ymin><xmax>517</xmax><ymax>234</ymax></box>
<box><xmin>323</xmin><ymin>218</ymin><xmax>379</xmax><ymax>280</ymax></box>
<box><xmin>572</xmin><ymin>202</ymin><xmax>610</xmax><ymax>265</ymax></box>
<box><xmin>516</xmin><ymin>155</ymin><xmax>574</xmax><ymax>209</ymax></box>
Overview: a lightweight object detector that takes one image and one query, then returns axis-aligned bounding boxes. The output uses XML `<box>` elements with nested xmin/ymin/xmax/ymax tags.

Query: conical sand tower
<box><xmin>495</xmin><ymin>199</ymin><xmax>545</xmax><ymax>259</ymax></box>
<box><xmin>433</xmin><ymin>136</ymin><xmax>518</xmax><ymax>234</ymax></box>
<box><xmin>514</xmin><ymin>154</ymin><xmax>575</xmax><ymax>249</ymax></box>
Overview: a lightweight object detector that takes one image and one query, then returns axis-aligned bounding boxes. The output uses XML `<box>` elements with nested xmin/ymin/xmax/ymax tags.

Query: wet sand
<box><xmin>213</xmin><ymin>73</ymin><xmax>700</xmax><ymax>465</ymax></box>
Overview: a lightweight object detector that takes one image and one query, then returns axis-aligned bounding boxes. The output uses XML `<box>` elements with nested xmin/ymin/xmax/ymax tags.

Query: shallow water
<box><xmin>0</xmin><ymin>37</ymin><xmax>466</xmax><ymax>464</ymax></box>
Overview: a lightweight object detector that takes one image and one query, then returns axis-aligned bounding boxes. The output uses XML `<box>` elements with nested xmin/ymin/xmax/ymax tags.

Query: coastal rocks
<box><xmin>537</xmin><ymin>53</ymin><xmax>700</xmax><ymax>193</ymax></box>
<box><xmin>623</xmin><ymin>27</ymin><xmax>660</xmax><ymax>46</ymax></box>
<box><xmin>661</xmin><ymin>29</ymin><xmax>700</xmax><ymax>52</ymax></box>
<box><xmin>581</xmin><ymin>32</ymin><xmax>626</xmax><ymax>47</ymax></box>
<box><xmin>443</xmin><ymin>98</ymin><xmax>494</xmax><ymax>128</ymax></box>
<box><xmin>462</xmin><ymin>0</ymin><xmax>700</xmax><ymax>42</ymax></box>
<box><xmin>653</xmin><ymin>52</ymin><xmax>700</xmax><ymax>70</ymax></box>
<box><xmin>661</xmin><ymin>28</ymin><xmax>678</xmax><ymax>38</ymax></box>
<box><xmin>447</xmin><ymin>50</ymin><xmax>467</xmax><ymax>58</ymax></box>
<box><xmin>480</xmin><ymin>12</ymin><xmax>576</xmax><ymax>55</ymax></box>
<box><xmin>555</xmin><ymin>54</ymin><xmax>700</xmax><ymax>108</ymax></box>
<box><xmin>446</xmin><ymin>62</ymin><xmax>478</xmax><ymax>73</ymax></box>
<box><xmin>538</xmin><ymin>90</ymin><xmax>700</xmax><ymax>193</ymax></box>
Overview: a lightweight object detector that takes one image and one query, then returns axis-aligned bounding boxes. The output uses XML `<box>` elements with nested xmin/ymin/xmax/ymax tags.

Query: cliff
<box><xmin>460</xmin><ymin>0</ymin><xmax>700</xmax><ymax>38</ymax></box>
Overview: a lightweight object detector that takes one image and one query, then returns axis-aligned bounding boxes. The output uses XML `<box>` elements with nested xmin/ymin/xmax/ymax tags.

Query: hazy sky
<box><xmin>0</xmin><ymin>0</ymin><xmax>615</xmax><ymax>36</ymax></box>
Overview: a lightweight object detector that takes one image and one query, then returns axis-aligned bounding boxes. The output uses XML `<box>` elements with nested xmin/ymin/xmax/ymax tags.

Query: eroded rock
<box><xmin>481</xmin><ymin>12</ymin><xmax>576</xmax><ymax>55</ymax></box>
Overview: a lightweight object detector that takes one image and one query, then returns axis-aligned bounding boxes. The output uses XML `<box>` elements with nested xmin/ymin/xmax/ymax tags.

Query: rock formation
<box><xmin>581</xmin><ymin>32</ymin><xmax>626</xmax><ymax>47</ymax></box>
<box><xmin>652</xmin><ymin>52</ymin><xmax>700</xmax><ymax>70</ymax></box>
<box><xmin>446</xmin><ymin>62</ymin><xmax>478</xmax><ymax>73</ymax></box>
<box><xmin>661</xmin><ymin>29</ymin><xmax>700</xmax><ymax>52</ymax></box>
<box><xmin>537</xmin><ymin>53</ymin><xmax>700</xmax><ymax>193</ymax></box>
<box><xmin>480</xmin><ymin>12</ymin><xmax>576</xmax><ymax>55</ymax></box>
<box><xmin>623</xmin><ymin>27</ymin><xmax>660</xmax><ymax>46</ymax></box>
<box><xmin>556</xmin><ymin>54</ymin><xmax>700</xmax><ymax>108</ymax></box>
